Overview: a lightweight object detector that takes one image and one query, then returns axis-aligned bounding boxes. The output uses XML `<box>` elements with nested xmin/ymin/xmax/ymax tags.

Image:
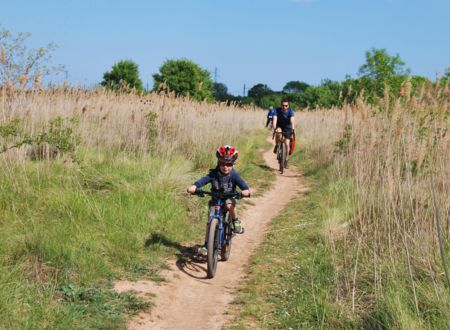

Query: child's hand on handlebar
<box><xmin>187</xmin><ymin>185</ymin><xmax>197</xmax><ymax>194</ymax></box>
<box><xmin>241</xmin><ymin>189</ymin><xmax>250</xmax><ymax>198</ymax></box>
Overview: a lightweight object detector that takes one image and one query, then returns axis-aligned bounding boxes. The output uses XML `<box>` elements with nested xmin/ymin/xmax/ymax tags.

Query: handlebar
<box><xmin>192</xmin><ymin>189</ymin><xmax>249</xmax><ymax>199</ymax></box>
<box><xmin>273</xmin><ymin>129</ymin><xmax>296</xmax><ymax>139</ymax></box>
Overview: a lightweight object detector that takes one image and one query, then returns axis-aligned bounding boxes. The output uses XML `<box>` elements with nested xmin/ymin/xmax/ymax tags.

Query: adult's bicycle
<box><xmin>193</xmin><ymin>189</ymin><xmax>247</xmax><ymax>278</ymax></box>
<box><xmin>273</xmin><ymin>130</ymin><xmax>295</xmax><ymax>174</ymax></box>
<box><xmin>273</xmin><ymin>132</ymin><xmax>287</xmax><ymax>174</ymax></box>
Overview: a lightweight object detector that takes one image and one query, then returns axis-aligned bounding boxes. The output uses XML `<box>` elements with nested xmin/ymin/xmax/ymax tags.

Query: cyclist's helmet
<box><xmin>216</xmin><ymin>145</ymin><xmax>238</xmax><ymax>163</ymax></box>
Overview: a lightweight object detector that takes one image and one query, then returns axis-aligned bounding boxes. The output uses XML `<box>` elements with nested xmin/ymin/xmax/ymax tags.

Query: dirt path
<box><xmin>115</xmin><ymin>138</ymin><xmax>305</xmax><ymax>330</ymax></box>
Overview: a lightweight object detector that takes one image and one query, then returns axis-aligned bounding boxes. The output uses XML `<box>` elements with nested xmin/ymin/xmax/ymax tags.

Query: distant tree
<box><xmin>341</xmin><ymin>76</ymin><xmax>362</xmax><ymax>103</ymax></box>
<box><xmin>282</xmin><ymin>81</ymin><xmax>309</xmax><ymax>94</ymax></box>
<box><xmin>0</xmin><ymin>24</ymin><xmax>65</xmax><ymax>89</ymax></box>
<box><xmin>240</xmin><ymin>96</ymin><xmax>255</xmax><ymax>106</ymax></box>
<box><xmin>260</xmin><ymin>93</ymin><xmax>283</xmax><ymax>110</ymax></box>
<box><xmin>285</xmin><ymin>92</ymin><xmax>306</xmax><ymax>109</ymax></box>
<box><xmin>302</xmin><ymin>87</ymin><xmax>320</xmax><ymax>109</ymax></box>
<box><xmin>152</xmin><ymin>59</ymin><xmax>213</xmax><ymax>101</ymax></box>
<box><xmin>315</xmin><ymin>79</ymin><xmax>343</xmax><ymax>108</ymax></box>
<box><xmin>212</xmin><ymin>82</ymin><xmax>229</xmax><ymax>101</ymax></box>
<box><xmin>296</xmin><ymin>79</ymin><xmax>343</xmax><ymax>109</ymax></box>
<box><xmin>247</xmin><ymin>83</ymin><xmax>272</xmax><ymax>106</ymax></box>
<box><xmin>101</xmin><ymin>60</ymin><xmax>143</xmax><ymax>92</ymax></box>
<box><xmin>440</xmin><ymin>67</ymin><xmax>450</xmax><ymax>86</ymax></box>
<box><xmin>410</xmin><ymin>75</ymin><xmax>432</xmax><ymax>93</ymax></box>
<box><xmin>358</xmin><ymin>48</ymin><xmax>410</xmax><ymax>99</ymax></box>
<box><xmin>359</xmin><ymin>48</ymin><xmax>409</xmax><ymax>80</ymax></box>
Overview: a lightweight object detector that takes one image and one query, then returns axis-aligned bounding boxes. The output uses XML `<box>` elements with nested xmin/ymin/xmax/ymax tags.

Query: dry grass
<box><xmin>295</xmin><ymin>84</ymin><xmax>449</xmax><ymax>324</ymax></box>
<box><xmin>1</xmin><ymin>88</ymin><xmax>263</xmax><ymax>167</ymax></box>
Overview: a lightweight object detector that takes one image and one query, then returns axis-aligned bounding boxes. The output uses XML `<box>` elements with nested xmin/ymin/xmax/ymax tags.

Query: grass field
<box><xmin>229</xmin><ymin>86</ymin><xmax>450</xmax><ymax>329</ymax></box>
<box><xmin>1</xmin><ymin>84</ymin><xmax>448</xmax><ymax>329</ymax></box>
<box><xmin>0</xmin><ymin>89</ymin><xmax>271</xmax><ymax>328</ymax></box>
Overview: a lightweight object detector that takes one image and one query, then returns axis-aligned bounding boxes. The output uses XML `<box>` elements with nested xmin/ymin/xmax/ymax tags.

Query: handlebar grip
<box><xmin>193</xmin><ymin>189</ymin><xmax>205</xmax><ymax>197</ymax></box>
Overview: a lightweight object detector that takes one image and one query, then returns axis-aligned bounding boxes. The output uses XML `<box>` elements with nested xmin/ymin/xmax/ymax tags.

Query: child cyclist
<box><xmin>187</xmin><ymin>145</ymin><xmax>251</xmax><ymax>256</ymax></box>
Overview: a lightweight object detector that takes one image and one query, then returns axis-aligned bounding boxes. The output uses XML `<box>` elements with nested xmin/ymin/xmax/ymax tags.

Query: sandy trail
<box><xmin>115</xmin><ymin>138</ymin><xmax>305</xmax><ymax>329</ymax></box>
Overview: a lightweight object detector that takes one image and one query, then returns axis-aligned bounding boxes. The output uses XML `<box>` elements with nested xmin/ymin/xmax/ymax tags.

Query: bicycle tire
<box><xmin>279</xmin><ymin>143</ymin><xmax>286</xmax><ymax>174</ymax></box>
<box><xmin>276</xmin><ymin>142</ymin><xmax>282</xmax><ymax>169</ymax></box>
<box><xmin>220</xmin><ymin>214</ymin><xmax>232</xmax><ymax>261</ymax></box>
<box><xmin>207</xmin><ymin>217</ymin><xmax>220</xmax><ymax>278</ymax></box>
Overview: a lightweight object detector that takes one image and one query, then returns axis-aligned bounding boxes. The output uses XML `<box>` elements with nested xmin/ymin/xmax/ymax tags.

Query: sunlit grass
<box><xmin>230</xmin><ymin>84</ymin><xmax>450</xmax><ymax>329</ymax></box>
<box><xmin>0</xmin><ymin>89</ymin><xmax>270</xmax><ymax>328</ymax></box>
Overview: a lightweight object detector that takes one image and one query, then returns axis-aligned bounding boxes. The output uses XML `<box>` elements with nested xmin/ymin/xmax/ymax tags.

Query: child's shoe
<box><xmin>233</xmin><ymin>219</ymin><xmax>244</xmax><ymax>234</ymax></box>
<box><xmin>197</xmin><ymin>245</ymin><xmax>207</xmax><ymax>256</ymax></box>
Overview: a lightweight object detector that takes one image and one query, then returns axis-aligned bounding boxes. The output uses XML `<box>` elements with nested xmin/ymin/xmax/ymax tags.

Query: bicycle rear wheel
<box><xmin>207</xmin><ymin>218</ymin><xmax>219</xmax><ymax>278</ymax></box>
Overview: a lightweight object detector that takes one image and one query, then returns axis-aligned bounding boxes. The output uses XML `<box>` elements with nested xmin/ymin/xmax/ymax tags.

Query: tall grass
<box><xmin>231</xmin><ymin>84</ymin><xmax>449</xmax><ymax>329</ymax></box>
<box><xmin>299</xmin><ymin>84</ymin><xmax>450</xmax><ymax>327</ymax></box>
<box><xmin>0</xmin><ymin>88</ymin><xmax>266</xmax><ymax>328</ymax></box>
<box><xmin>2</xmin><ymin>88</ymin><xmax>260</xmax><ymax>167</ymax></box>
<box><xmin>332</xmin><ymin>85</ymin><xmax>450</xmax><ymax>327</ymax></box>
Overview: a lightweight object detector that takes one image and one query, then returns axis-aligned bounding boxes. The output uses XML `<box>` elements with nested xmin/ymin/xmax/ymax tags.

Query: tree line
<box><xmin>101</xmin><ymin>49</ymin><xmax>450</xmax><ymax>109</ymax></box>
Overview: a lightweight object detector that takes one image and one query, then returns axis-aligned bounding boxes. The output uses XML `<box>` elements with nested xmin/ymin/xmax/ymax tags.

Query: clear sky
<box><xmin>2</xmin><ymin>0</ymin><xmax>449</xmax><ymax>95</ymax></box>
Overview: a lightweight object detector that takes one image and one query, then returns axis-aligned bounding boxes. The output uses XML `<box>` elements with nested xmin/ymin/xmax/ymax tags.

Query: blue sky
<box><xmin>2</xmin><ymin>0</ymin><xmax>449</xmax><ymax>95</ymax></box>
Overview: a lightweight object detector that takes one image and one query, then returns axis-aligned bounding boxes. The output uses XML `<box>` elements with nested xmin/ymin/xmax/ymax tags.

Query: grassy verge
<box><xmin>229</xmin><ymin>138</ymin><xmax>450</xmax><ymax>329</ymax></box>
<box><xmin>0</xmin><ymin>128</ymin><xmax>273</xmax><ymax>328</ymax></box>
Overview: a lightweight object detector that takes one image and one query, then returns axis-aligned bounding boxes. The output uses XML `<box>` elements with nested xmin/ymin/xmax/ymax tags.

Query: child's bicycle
<box><xmin>193</xmin><ymin>189</ymin><xmax>247</xmax><ymax>278</ymax></box>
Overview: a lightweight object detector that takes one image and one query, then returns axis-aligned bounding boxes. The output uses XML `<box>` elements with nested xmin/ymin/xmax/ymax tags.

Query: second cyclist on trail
<box><xmin>265</xmin><ymin>107</ymin><xmax>276</xmax><ymax>128</ymax></box>
<box><xmin>273</xmin><ymin>99</ymin><xmax>295</xmax><ymax>168</ymax></box>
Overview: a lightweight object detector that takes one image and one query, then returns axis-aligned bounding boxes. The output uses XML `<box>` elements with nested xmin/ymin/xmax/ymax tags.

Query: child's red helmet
<box><xmin>216</xmin><ymin>145</ymin><xmax>238</xmax><ymax>163</ymax></box>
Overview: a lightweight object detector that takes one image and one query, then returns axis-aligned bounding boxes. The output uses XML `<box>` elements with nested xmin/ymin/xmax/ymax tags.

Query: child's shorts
<box><xmin>208</xmin><ymin>198</ymin><xmax>236</xmax><ymax>217</ymax></box>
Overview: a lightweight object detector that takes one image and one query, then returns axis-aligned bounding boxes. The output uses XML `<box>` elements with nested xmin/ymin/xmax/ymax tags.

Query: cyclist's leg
<box><xmin>226</xmin><ymin>198</ymin><xmax>243</xmax><ymax>233</ymax></box>
<box><xmin>275</xmin><ymin>127</ymin><xmax>283</xmax><ymax>140</ymax></box>
<box><xmin>225</xmin><ymin>198</ymin><xmax>236</xmax><ymax>219</ymax></box>
<box><xmin>274</xmin><ymin>127</ymin><xmax>282</xmax><ymax>153</ymax></box>
<box><xmin>284</xmin><ymin>138</ymin><xmax>290</xmax><ymax>161</ymax></box>
<box><xmin>282</xmin><ymin>129</ymin><xmax>293</xmax><ymax>161</ymax></box>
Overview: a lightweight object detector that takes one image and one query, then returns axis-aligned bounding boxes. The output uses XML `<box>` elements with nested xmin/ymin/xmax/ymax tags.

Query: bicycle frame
<box><xmin>273</xmin><ymin>130</ymin><xmax>287</xmax><ymax>146</ymax></box>
<box><xmin>274</xmin><ymin>130</ymin><xmax>288</xmax><ymax>173</ymax></box>
<box><xmin>192</xmin><ymin>189</ymin><xmax>244</xmax><ymax>278</ymax></box>
<box><xmin>207</xmin><ymin>198</ymin><xmax>230</xmax><ymax>254</ymax></box>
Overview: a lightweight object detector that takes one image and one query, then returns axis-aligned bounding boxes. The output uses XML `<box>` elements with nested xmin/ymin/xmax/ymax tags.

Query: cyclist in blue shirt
<box><xmin>273</xmin><ymin>99</ymin><xmax>295</xmax><ymax>167</ymax></box>
<box><xmin>265</xmin><ymin>107</ymin><xmax>276</xmax><ymax>128</ymax></box>
<box><xmin>187</xmin><ymin>145</ymin><xmax>250</xmax><ymax>256</ymax></box>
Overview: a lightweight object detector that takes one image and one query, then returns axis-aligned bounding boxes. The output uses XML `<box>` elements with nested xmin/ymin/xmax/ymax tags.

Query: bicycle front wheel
<box><xmin>207</xmin><ymin>218</ymin><xmax>220</xmax><ymax>278</ymax></box>
<box><xmin>279</xmin><ymin>143</ymin><xmax>286</xmax><ymax>174</ymax></box>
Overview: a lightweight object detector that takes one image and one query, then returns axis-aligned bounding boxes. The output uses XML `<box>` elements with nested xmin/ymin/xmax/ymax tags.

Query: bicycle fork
<box><xmin>206</xmin><ymin>200</ymin><xmax>225</xmax><ymax>250</ymax></box>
